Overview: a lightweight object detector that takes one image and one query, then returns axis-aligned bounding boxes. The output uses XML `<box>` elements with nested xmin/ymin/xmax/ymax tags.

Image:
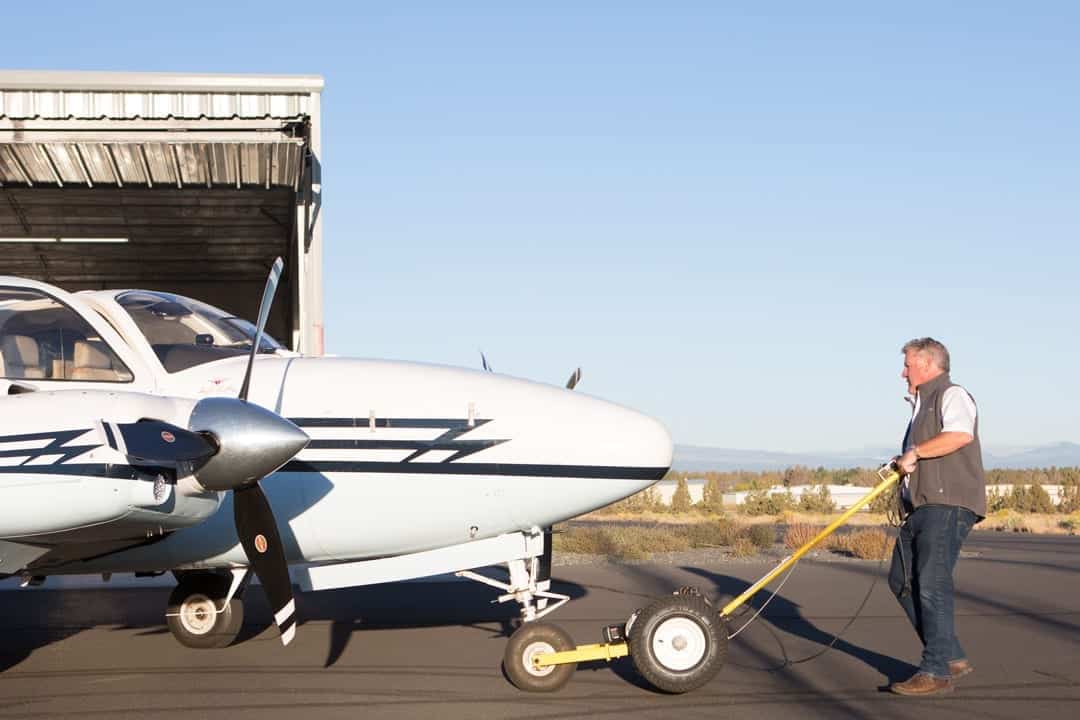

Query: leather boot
<box><xmin>890</xmin><ymin>672</ymin><xmax>954</xmax><ymax>696</ymax></box>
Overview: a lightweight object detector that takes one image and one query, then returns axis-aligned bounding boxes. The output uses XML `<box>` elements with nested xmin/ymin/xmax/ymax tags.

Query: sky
<box><xmin>3</xmin><ymin>1</ymin><xmax>1078</xmax><ymax>453</ymax></box>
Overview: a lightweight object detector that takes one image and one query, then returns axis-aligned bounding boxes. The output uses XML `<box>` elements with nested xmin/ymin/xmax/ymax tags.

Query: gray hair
<box><xmin>902</xmin><ymin>337</ymin><xmax>951</xmax><ymax>373</ymax></box>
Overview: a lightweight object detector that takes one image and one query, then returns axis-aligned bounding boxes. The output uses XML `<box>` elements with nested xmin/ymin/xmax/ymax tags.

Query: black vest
<box><xmin>902</xmin><ymin>372</ymin><xmax>987</xmax><ymax>518</ymax></box>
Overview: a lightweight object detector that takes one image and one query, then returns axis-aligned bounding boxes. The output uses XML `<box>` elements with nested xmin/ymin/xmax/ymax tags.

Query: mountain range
<box><xmin>672</xmin><ymin>442</ymin><xmax>1080</xmax><ymax>472</ymax></box>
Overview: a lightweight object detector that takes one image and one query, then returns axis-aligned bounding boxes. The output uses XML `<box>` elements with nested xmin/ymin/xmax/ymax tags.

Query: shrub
<box><xmin>1058</xmin><ymin>484</ymin><xmax>1080</xmax><ymax>514</ymax></box>
<box><xmin>730</xmin><ymin>537</ymin><xmax>757</xmax><ymax>558</ymax></box>
<box><xmin>843</xmin><ymin>528</ymin><xmax>894</xmax><ymax>560</ymax></box>
<box><xmin>784</xmin><ymin>523</ymin><xmax>824</xmax><ymax>550</ymax></box>
<box><xmin>601</xmin><ymin>486</ymin><xmax>664</xmax><ymax>514</ymax></box>
<box><xmin>1015</xmin><ymin>484</ymin><xmax>1056</xmax><ymax>513</ymax></box>
<box><xmin>671</xmin><ymin>477</ymin><xmax>692</xmax><ymax>513</ymax></box>
<box><xmin>991</xmin><ymin>510</ymin><xmax>1032</xmax><ymax>533</ymax></box>
<box><xmin>798</xmin><ymin>485</ymin><xmax>837</xmax><ymax>514</ymax></box>
<box><xmin>740</xmin><ymin>489</ymin><xmax>796</xmax><ymax>516</ymax></box>
<box><xmin>868</xmin><ymin>482</ymin><xmax>902</xmax><ymax>515</ymax></box>
<box><xmin>552</xmin><ymin>525</ymin><xmax>692</xmax><ymax>559</ymax></box>
<box><xmin>745</xmin><ymin>524</ymin><xmax>775</xmax><ymax>549</ymax></box>
<box><xmin>987</xmin><ymin>487</ymin><xmax>1008</xmax><ymax>513</ymax></box>
<box><xmin>683</xmin><ymin>518</ymin><xmax>741</xmax><ymax>547</ymax></box>
<box><xmin>699</xmin><ymin>476</ymin><xmax>725</xmax><ymax>514</ymax></box>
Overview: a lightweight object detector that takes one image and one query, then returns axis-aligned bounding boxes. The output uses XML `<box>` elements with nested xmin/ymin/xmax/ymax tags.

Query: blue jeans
<box><xmin>887</xmin><ymin>504</ymin><xmax>977</xmax><ymax>678</ymax></box>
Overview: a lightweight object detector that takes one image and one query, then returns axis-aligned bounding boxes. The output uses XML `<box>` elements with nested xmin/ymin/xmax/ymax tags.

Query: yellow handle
<box><xmin>719</xmin><ymin>466</ymin><xmax>901</xmax><ymax>619</ymax></box>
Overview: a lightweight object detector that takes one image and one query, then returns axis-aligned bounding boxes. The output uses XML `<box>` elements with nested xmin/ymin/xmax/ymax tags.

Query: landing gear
<box><xmin>166</xmin><ymin>571</ymin><xmax>246</xmax><ymax>649</ymax></box>
<box><xmin>627</xmin><ymin>592</ymin><xmax>727</xmax><ymax>694</ymax></box>
<box><xmin>503</xmin><ymin>622</ymin><xmax>577</xmax><ymax>692</ymax></box>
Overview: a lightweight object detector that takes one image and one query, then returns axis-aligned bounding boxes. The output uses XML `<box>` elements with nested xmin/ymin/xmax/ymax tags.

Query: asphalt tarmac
<box><xmin>1</xmin><ymin>531</ymin><xmax>1078</xmax><ymax>719</ymax></box>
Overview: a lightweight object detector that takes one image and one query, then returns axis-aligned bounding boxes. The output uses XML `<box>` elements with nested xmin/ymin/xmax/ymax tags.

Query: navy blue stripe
<box><xmin>0</xmin><ymin>464</ymin><xmax>143</xmax><ymax>479</ymax></box>
<box><xmin>281</xmin><ymin>460</ymin><xmax>667</xmax><ymax>480</ymax></box>
<box><xmin>0</xmin><ymin>445</ymin><xmax>98</xmax><ymax>459</ymax></box>
<box><xmin>0</xmin><ymin>461</ymin><xmax>667</xmax><ymax>482</ymax></box>
<box><xmin>290</xmin><ymin>417</ymin><xmax>490</xmax><ymax>429</ymax></box>
<box><xmin>306</xmin><ymin>439</ymin><xmax>505</xmax><ymax>451</ymax></box>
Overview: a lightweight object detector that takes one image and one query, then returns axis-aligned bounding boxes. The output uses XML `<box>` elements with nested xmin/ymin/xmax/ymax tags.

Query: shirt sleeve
<box><xmin>941</xmin><ymin>386</ymin><xmax>977</xmax><ymax>434</ymax></box>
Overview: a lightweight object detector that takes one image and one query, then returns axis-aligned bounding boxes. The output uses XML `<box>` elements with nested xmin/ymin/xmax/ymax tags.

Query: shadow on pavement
<box><xmin>682</xmin><ymin>566</ymin><xmax>917</xmax><ymax>684</ymax></box>
<box><xmin>0</xmin><ymin>572</ymin><xmax>588</xmax><ymax>672</ymax></box>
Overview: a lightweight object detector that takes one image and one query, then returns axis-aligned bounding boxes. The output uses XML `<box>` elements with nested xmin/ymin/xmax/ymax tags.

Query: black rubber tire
<box><xmin>628</xmin><ymin>594</ymin><xmax>727</xmax><ymax>694</ymax></box>
<box><xmin>166</xmin><ymin>573</ymin><xmax>244</xmax><ymax>649</ymax></box>
<box><xmin>503</xmin><ymin>622</ymin><xmax>577</xmax><ymax>692</ymax></box>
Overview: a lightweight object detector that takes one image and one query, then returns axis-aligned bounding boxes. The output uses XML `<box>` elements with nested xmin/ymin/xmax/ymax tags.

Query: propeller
<box><xmin>205</xmin><ymin>255</ymin><xmax>307</xmax><ymax>646</ymax></box>
<box><xmin>111</xmin><ymin>257</ymin><xmax>307</xmax><ymax>646</ymax></box>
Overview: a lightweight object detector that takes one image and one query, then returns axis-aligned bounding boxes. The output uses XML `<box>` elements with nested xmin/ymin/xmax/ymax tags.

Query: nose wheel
<box><xmin>503</xmin><ymin>622</ymin><xmax>578</xmax><ymax>692</ymax></box>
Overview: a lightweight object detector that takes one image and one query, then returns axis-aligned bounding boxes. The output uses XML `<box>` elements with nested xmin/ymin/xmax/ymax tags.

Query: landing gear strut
<box><xmin>166</xmin><ymin>570</ymin><xmax>247</xmax><ymax>649</ymax></box>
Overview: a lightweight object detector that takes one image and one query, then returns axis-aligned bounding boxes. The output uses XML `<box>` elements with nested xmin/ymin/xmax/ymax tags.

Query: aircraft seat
<box><xmin>1</xmin><ymin>335</ymin><xmax>46</xmax><ymax>379</ymax></box>
<box><xmin>71</xmin><ymin>340</ymin><xmax>124</xmax><ymax>381</ymax></box>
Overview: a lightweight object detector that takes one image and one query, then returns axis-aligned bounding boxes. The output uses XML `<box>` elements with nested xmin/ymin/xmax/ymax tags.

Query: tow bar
<box><xmin>504</xmin><ymin>463</ymin><xmax>902</xmax><ymax>693</ymax></box>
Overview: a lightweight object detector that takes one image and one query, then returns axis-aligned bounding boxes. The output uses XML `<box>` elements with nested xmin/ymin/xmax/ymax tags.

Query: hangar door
<box><xmin>0</xmin><ymin>71</ymin><xmax>325</xmax><ymax>354</ymax></box>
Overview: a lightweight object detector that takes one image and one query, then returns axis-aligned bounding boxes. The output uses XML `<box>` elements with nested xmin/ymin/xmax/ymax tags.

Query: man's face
<box><xmin>902</xmin><ymin>350</ymin><xmax>938</xmax><ymax>395</ymax></box>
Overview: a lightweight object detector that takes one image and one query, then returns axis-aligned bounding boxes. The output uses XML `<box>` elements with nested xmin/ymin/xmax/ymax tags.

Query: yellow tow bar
<box><xmin>534</xmin><ymin>465</ymin><xmax>901</xmax><ymax>669</ymax></box>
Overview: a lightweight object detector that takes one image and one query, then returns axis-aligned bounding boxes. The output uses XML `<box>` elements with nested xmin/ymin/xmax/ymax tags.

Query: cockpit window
<box><xmin>117</xmin><ymin>290</ymin><xmax>283</xmax><ymax>373</ymax></box>
<box><xmin>0</xmin><ymin>286</ymin><xmax>133</xmax><ymax>383</ymax></box>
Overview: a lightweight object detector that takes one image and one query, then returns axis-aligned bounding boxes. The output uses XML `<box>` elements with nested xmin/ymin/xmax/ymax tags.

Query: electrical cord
<box><xmin>724</xmin><ymin>480</ymin><xmax>905</xmax><ymax>670</ymax></box>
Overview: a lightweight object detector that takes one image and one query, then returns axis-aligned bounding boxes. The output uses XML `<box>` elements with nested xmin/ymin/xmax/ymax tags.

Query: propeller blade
<box><xmin>234</xmin><ymin>484</ymin><xmax>297</xmax><ymax>646</ymax></box>
<box><xmin>108</xmin><ymin>420</ymin><xmax>216</xmax><ymax>465</ymax></box>
<box><xmin>565</xmin><ymin>367</ymin><xmax>582</xmax><ymax>390</ymax></box>
<box><xmin>480</xmin><ymin>351</ymin><xmax>493</xmax><ymax>373</ymax></box>
<box><xmin>239</xmin><ymin>257</ymin><xmax>284</xmax><ymax>402</ymax></box>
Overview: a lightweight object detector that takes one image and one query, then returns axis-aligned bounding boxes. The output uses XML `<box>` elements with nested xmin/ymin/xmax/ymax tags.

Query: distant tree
<box><xmin>700</xmin><ymin>476</ymin><xmax>725</xmax><ymax>514</ymax></box>
<box><xmin>671</xmin><ymin>477</ymin><xmax>692</xmax><ymax>513</ymax></box>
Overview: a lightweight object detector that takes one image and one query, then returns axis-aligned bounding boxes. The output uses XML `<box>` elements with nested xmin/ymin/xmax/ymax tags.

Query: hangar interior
<box><xmin>0</xmin><ymin>71</ymin><xmax>325</xmax><ymax>354</ymax></box>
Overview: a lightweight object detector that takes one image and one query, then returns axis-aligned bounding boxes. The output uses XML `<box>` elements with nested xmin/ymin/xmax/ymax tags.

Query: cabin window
<box><xmin>0</xmin><ymin>287</ymin><xmax>133</xmax><ymax>383</ymax></box>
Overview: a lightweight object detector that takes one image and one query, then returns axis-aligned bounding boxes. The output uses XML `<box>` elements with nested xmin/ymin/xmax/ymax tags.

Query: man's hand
<box><xmin>897</xmin><ymin>449</ymin><xmax>918</xmax><ymax>475</ymax></box>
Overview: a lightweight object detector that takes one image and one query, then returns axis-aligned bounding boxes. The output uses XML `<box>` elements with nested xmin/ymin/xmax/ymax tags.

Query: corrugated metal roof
<box><xmin>0</xmin><ymin>140</ymin><xmax>304</xmax><ymax>188</ymax></box>
<box><xmin>0</xmin><ymin>71</ymin><xmax>322</xmax><ymax>120</ymax></box>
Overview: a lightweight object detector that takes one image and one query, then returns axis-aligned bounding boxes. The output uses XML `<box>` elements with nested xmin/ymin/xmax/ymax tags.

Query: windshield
<box><xmin>117</xmin><ymin>290</ymin><xmax>283</xmax><ymax>373</ymax></box>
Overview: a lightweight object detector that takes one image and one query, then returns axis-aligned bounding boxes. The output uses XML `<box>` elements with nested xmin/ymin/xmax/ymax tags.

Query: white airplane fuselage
<box><xmin>0</xmin><ymin>278</ymin><xmax>672</xmax><ymax>579</ymax></box>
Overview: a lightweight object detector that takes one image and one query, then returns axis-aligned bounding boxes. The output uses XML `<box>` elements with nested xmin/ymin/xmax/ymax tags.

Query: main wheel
<box><xmin>166</xmin><ymin>573</ymin><xmax>244</xmax><ymax>649</ymax></box>
<box><xmin>628</xmin><ymin>593</ymin><xmax>727</xmax><ymax>693</ymax></box>
<box><xmin>503</xmin><ymin>622</ymin><xmax>577</xmax><ymax>692</ymax></box>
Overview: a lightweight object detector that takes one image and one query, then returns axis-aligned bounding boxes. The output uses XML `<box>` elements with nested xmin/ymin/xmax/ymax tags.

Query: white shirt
<box><xmin>907</xmin><ymin>386</ymin><xmax>978</xmax><ymax>438</ymax></box>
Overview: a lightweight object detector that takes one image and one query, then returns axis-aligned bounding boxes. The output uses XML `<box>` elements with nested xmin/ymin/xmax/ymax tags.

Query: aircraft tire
<box><xmin>166</xmin><ymin>573</ymin><xmax>245</xmax><ymax>649</ymax></box>
<box><xmin>628</xmin><ymin>593</ymin><xmax>726</xmax><ymax>694</ymax></box>
<box><xmin>503</xmin><ymin>621</ymin><xmax>577</xmax><ymax>692</ymax></box>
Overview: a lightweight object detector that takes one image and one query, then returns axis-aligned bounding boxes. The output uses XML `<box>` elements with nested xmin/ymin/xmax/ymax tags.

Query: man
<box><xmin>888</xmin><ymin>337</ymin><xmax>985</xmax><ymax>697</ymax></box>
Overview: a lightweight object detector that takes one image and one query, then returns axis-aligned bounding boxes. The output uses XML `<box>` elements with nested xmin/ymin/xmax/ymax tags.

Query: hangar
<box><xmin>0</xmin><ymin>70</ymin><xmax>325</xmax><ymax>354</ymax></box>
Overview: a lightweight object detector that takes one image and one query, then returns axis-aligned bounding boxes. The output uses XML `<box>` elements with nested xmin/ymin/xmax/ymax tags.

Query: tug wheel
<box><xmin>503</xmin><ymin>622</ymin><xmax>577</xmax><ymax>692</ymax></box>
<box><xmin>166</xmin><ymin>573</ymin><xmax>244</xmax><ymax>649</ymax></box>
<box><xmin>628</xmin><ymin>593</ymin><xmax>726</xmax><ymax>694</ymax></box>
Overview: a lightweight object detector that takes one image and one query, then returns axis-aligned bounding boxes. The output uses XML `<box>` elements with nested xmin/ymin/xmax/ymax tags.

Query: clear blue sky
<box><xmin>4</xmin><ymin>2</ymin><xmax>1078</xmax><ymax>453</ymax></box>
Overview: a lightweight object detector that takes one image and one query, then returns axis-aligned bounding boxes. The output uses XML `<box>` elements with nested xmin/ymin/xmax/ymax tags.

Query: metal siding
<box><xmin>0</xmin><ymin>89</ymin><xmax>312</xmax><ymax>120</ymax></box>
<box><xmin>0</xmin><ymin>141</ymin><xmax>303</xmax><ymax>189</ymax></box>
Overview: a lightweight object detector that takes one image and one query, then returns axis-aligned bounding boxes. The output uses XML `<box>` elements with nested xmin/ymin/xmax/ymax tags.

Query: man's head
<box><xmin>901</xmin><ymin>337</ymin><xmax>950</xmax><ymax>395</ymax></box>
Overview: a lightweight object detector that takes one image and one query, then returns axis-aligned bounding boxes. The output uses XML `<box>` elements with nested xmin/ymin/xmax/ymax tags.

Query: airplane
<box><xmin>0</xmin><ymin>259</ymin><xmax>672</xmax><ymax>681</ymax></box>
